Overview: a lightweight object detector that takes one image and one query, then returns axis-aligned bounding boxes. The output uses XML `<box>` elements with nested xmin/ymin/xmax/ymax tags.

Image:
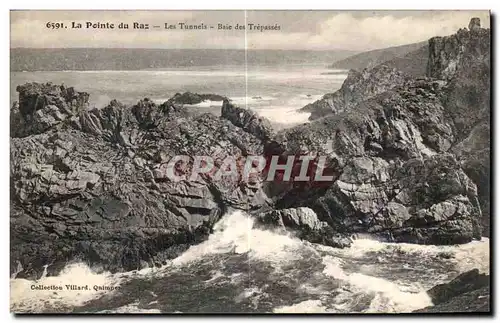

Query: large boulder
<box><xmin>468</xmin><ymin>17</ymin><xmax>481</xmax><ymax>31</ymax></box>
<box><xmin>415</xmin><ymin>286</ymin><xmax>490</xmax><ymax>313</ymax></box>
<box><xmin>415</xmin><ymin>269</ymin><xmax>490</xmax><ymax>313</ymax></box>
<box><xmin>257</xmin><ymin>207</ymin><xmax>351</xmax><ymax>248</ymax></box>
<box><xmin>221</xmin><ymin>99</ymin><xmax>275</xmax><ymax>141</ymax></box>
<box><xmin>426</xmin><ymin>269</ymin><xmax>489</xmax><ymax>305</ymax></box>
<box><xmin>167</xmin><ymin>92</ymin><xmax>227</xmax><ymax>105</ymax></box>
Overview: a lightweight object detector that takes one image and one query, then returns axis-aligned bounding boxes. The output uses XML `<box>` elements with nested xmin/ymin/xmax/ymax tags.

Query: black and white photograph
<box><xmin>8</xmin><ymin>9</ymin><xmax>491</xmax><ymax>314</ymax></box>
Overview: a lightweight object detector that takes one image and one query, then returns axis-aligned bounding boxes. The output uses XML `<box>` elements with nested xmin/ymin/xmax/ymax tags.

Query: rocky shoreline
<box><xmin>415</xmin><ymin>269</ymin><xmax>490</xmax><ymax>313</ymax></box>
<box><xmin>10</xmin><ymin>18</ymin><xmax>490</xmax><ymax>312</ymax></box>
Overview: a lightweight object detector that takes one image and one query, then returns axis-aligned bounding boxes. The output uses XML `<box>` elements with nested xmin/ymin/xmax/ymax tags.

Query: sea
<box><xmin>10</xmin><ymin>64</ymin><xmax>347</xmax><ymax>130</ymax></box>
<box><xmin>9</xmin><ymin>65</ymin><xmax>490</xmax><ymax>313</ymax></box>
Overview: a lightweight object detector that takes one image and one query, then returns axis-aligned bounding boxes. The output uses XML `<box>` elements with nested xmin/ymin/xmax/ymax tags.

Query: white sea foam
<box><xmin>321</xmin><ymin>255</ymin><xmax>432</xmax><ymax>313</ymax></box>
<box><xmin>326</xmin><ymin>237</ymin><xmax>488</xmax><ymax>313</ymax></box>
<box><xmin>319</xmin><ymin>237</ymin><xmax>490</xmax><ymax>274</ymax></box>
<box><xmin>316</xmin><ymin>238</ymin><xmax>388</xmax><ymax>258</ymax></box>
<box><xmin>185</xmin><ymin>100</ymin><xmax>224</xmax><ymax>108</ymax></box>
<box><xmin>322</xmin><ymin>256</ymin><xmax>348</xmax><ymax>279</ymax></box>
<box><xmin>273</xmin><ymin>300</ymin><xmax>328</xmax><ymax>313</ymax></box>
<box><xmin>229</xmin><ymin>94</ymin><xmax>319</xmax><ymax>127</ymax></box>
<box><xmin>96</xmin><ymin>302</ymin><xmax>162</xmax><ymax>313</ymax></box>
<box><xmin>203</xmin><ymin>270</ymin><xmax>226</xmax><ymax>283</ymax></box>
<box><xmin>254</xmin><ymin>106</ymin><xmax>311</xmax><ymax>126</ymax></box>
<box><xmin>10</xmin><ymin>263</ymin><xmax>122</xmax><ymax>313</ymax></box>
<box><xmin>10</xmin><ymin>210</ymin><xmax>490</xmax><ymax>314</ymax></box>
<box><xmin>234</xmin><ymin>287</ymin><xmax>262</xmax><ymax>303</ymax></box>
<box><xmin>453</xmin><ymin>238</ymin><xmax>490</xmax><ymax>274</ymax></box>
<box><xmin>171</xmin><ymin>210</ymin><xmax>304</xmax><ymax>266</ymax></box>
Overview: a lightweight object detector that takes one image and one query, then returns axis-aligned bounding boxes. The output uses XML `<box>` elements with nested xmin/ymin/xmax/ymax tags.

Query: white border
<box><xmin>2</xmin><ymin>1</ymin><xmax>497</xmax><ymax>9</ymax></box>
<box><xmin>2</xmin><ymin>1</ymin><xmax>498</xmax><ymax>322</ymax></box>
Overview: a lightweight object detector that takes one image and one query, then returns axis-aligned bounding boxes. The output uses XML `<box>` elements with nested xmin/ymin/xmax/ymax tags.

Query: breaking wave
<box><xmin>10</xmin><ymin>210</ymin><xmax>489</xmax><ymax>313</ymax></box>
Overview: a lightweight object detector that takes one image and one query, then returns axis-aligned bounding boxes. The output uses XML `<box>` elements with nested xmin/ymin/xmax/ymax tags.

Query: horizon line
<box><xmin>10</xmin><ymin>47</ymin><xmax>359</xmax><ymax>52</ymax></box>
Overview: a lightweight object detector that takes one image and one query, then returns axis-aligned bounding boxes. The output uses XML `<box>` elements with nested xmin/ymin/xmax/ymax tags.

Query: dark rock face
<box><xmin>427</xmin><ymin>20</ymin><xmax>490</xmax><ymax>82</ymax></box>
<box><xmin>416</xmin><ymin>286</ymin><xmax>490</xmax><ymax>313</ymax></box>
<box><xmin>221</xmin><ymin>99</ymin><xmax>275</xmax><ymax>141</ymax></box>
<box><xmin>10</xmin><ymin>19</ymin><xmax>490</xmax><ymax>281</ymax></box>
<box><xmin>11</xmin><ymin>82</ymin><xmax>89</xmax><ymax>138</ymax></box>
<box><xmin>271</xmin><ymin>79</ymin><xmax>481</xmax><ymax>244</ymax></box>
<box><xmin>256</xmin><ymin>207</ymin><xmax>352</xmax><ymax>248</ymax></box>
<box><xmin>167</xmin><ymin>92</ymin><xmax>226</xmax><ymax>105</ymax></box>
<box><xmin>300</xmin><ymin>65</ymin><xmax>409</xmax><ymax>120</ymax></box>
<box><xmin>10</xmin><ymin>84</ymin><xmax>270</xmax><ymax>279</ymax></box>
<box><xmin>427</xmin><ymin>19</ymin><xmax>491</xmax><ymax>236</ymax></box>
<box><xmin>451</xmin><ymin>122</ymin><xmax>490</xmax><ymax>236</ymax></box>
<box><xmin>415</xmin><ymin>269</ymin><xmax>490</xmax><ymax>313</ymax></box>
<box><xmin>469</xmin><ymin>17</ymin><xmax>481</xmax><ymax>31</ymax></box>
<box><xmin>287</xmin><ymin>18</ymin><xmax>490</xmax><ymax>241</ymax></box>
<box><xmin>426</xmin><ymin>269</ymin><xmax>489</xmax><ymax>305</ymax></box>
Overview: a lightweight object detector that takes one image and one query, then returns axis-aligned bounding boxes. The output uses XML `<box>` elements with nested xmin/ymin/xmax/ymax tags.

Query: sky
<box><xmin>10</xmin><ymin>10</ymin><xmax>491</xmax><ymax>51</ymax></box>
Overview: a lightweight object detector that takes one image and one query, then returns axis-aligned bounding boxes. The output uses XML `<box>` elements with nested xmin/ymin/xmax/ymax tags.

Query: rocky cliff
<box><xmin>426</xmin><ymin>18</ymin><xmax>490</xmax><ymax>236</ymax></box>
<box><xmin>272</xmin><ymin>77</ymin><xmax>481</xmax><ymax>244</ymax></box>
<box><xmin>415</xmin><ymin>269</ymin><xmax>490</xmax><ymax>313</ymax></box>
<box><xmin>10</xmin><ymin>18</ymin><xmax>490</xmax><ymax>280</ymax></box>
<box><xmin>10</xmin><ymin>85</ymin><xmax>272</xmax><ymax>279</ymax></box>
<box><xmin>297</xmin><ymin>18</ymin><xmax>490</xmax><ymax>236</ymax></box>
<box><xmin>11</xmin><ymin>78</ymin><xmax>484</xmax><ymax>279</ymax></box>
<box><xmin>300</xmin><ymin>65</ymin><xmax>410</xmax><ymax>120</ymax></box>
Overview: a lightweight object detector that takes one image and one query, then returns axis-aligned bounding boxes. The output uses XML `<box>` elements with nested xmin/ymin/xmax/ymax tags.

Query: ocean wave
<box><xmin>255</xmin><ymin>107</ymin><xmax>311</xmax><ymax>126</ymax></box>
<box><xmin>97</xmin><ymin>302</ymin><xmax>162</xmax><ymax>314</ymax></box>
<box><xmin>322</xmin><ymin>255</ymin><xmax>432</xmax><ymax>313</ymax></box>
<box><xmin>171</xmin><ymin>210</ymin><xmax>305</xmax><ymax>267</ymax></box>
<box><xmin>273</xmin><ymin>300</ymin><xmax>328</xmax><ymax>313</ymax></box>
<box><xmin>10</xmin><ymin>210</ymin><xmax>489</xmax><ymax>313</ymax></box>
<box><xmin>10</xmin><ymin>263</ymin><xmax>123</xmax><ymax>313</ymax></box>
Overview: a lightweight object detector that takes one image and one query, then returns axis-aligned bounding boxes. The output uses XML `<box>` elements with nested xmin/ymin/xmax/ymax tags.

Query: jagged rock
<box><xmin>10</xmin><ymin>19</ymin><xmax>490</xmax><ymax>281</ymax></box>
<box><xmin>427</xmin><ymin>21</ymin><xmax>489</xmax><ymax>82</ymax></box>
<box><xmin>221</xmin><ymin>99</ymin><xmax>275</xmax><ymax>141</ymax></box>
<box><xmin>278</xmin><ymin>78</ymin><xmax>454</xmax><ymax>160</ymax></box>
<box><xmin>451</xmin><ymin>121</ymin><xmax>490</xmax><ymax>237</ymax></box>
<box><xmin>277</xmin><ymin>19</ymin><xmax>489</xmax><ymax>243</ymax></box>
<box><xmin>469</xmin><ymin>17</ymin><xmax>481</xmax><ymax>31</ymax></box>
<box><xmin>132</xmin><ymin>98</ymin><xmax>188</xmax><ymax>128</ymax></box>
<box><xmin>11</xmin><ymin>82</ymin><xmax>89</xmax><ymax>137</ymax></box>
<box><xmin>415</xmin><ymin>269</ymin><xmax>490</xmax><ymax>313</ymax></box>
<box><xmin>168</xmin><ymin>92</ymin><xmax>226</xmax><ymax>105</ymax></box>
<box><xmin>271</xmin><ymin>49</ymin><xmax>483</xmax><ymax>243</ymax></box>
<box><xmin>427</xmin><ymin>269</ymin><xmax>489</xmax><ymax>305</ymax></box>
<box><xmin>415</xmin><ymin>286</ymin><xmax>490</xmax><ymax>313</ymax></box>
<box><xmin>257</xmin><ymin>207</ymin><xmax>351</xmax><ymax>248</ymax></box>
<box><xmin>427</xmin><ymin>20</ymin><xmax>490</xmax><ymax>236</ymax></box>
<box><xmin>300</xmin><ymin>65</ymin><xmax>410</xmax><ymax>120</ymax></box>
<box><xmin>10</xmin><ymin>84</ymin><xmax>271</xmax><ymax>279</ymax></box>
<box><xmin>272</xmin><ymin>152</ymin><xmax>480</xmax><ymax>244</ymax></box>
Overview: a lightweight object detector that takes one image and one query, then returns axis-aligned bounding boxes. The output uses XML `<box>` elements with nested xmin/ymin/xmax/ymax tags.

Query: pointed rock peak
<box><xmin>469</xmin><ymin>17</ymin><xmax>481</xmax><ymax>31</ymax></box>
